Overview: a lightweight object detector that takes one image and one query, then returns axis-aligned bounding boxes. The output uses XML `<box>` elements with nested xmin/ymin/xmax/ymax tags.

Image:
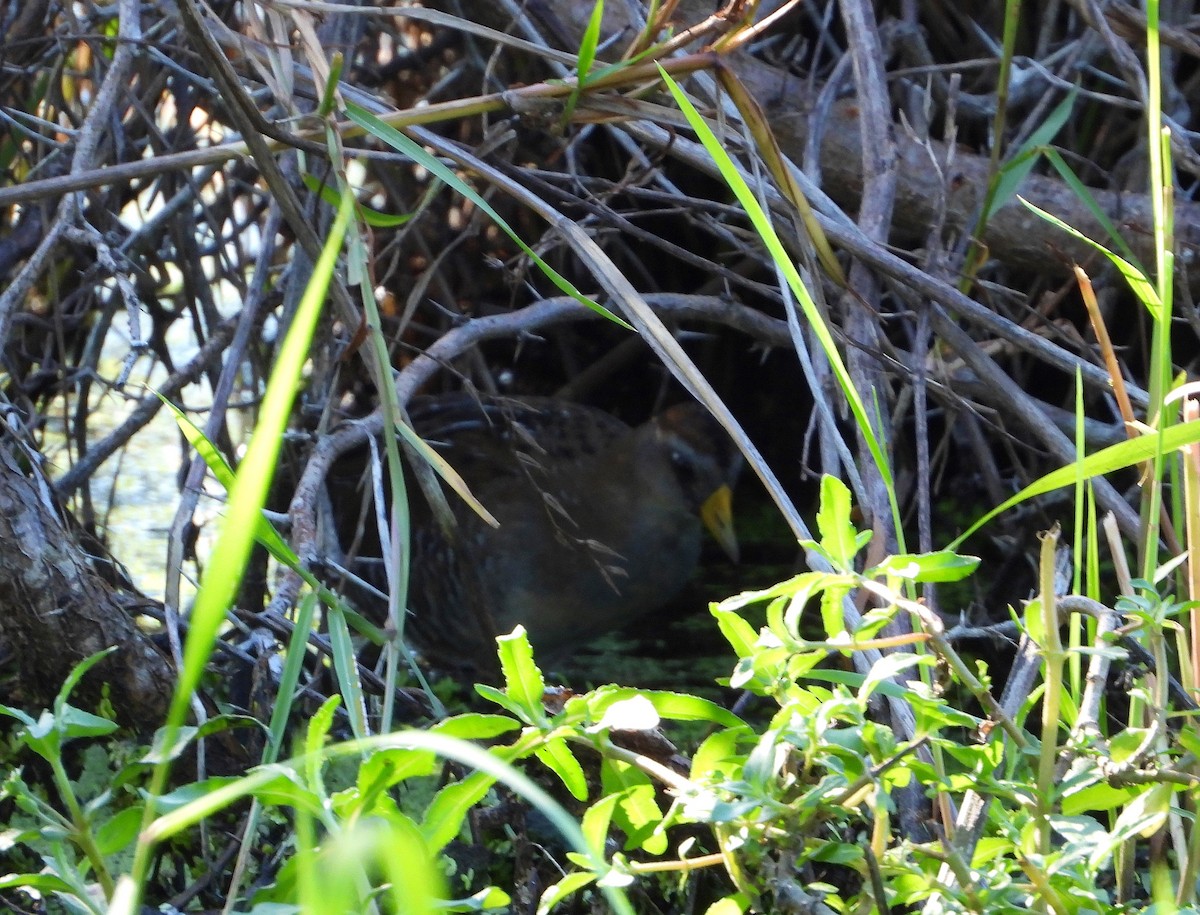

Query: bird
<box><xmin>343</xmin><ymin>393</ymin><xmax>743</xmax><ymax>680</ymax></box>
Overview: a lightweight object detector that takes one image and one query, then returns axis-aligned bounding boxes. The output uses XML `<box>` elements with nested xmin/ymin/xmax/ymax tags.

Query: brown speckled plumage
<box><xmin>351</xmin><ymin>394</ymin><xmax>742</xmax><ymax>680</ymax></box>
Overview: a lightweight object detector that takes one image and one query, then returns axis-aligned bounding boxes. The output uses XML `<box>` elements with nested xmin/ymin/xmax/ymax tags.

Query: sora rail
<box><xmin>343</xmin><ymin>393</ymin><xmax>743</xmax><ymax>679</ymax></box>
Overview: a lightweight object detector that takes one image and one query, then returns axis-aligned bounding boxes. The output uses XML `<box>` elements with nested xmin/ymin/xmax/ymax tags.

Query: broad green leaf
<box><xmin>52</xmin><ymin>705</ymin><xmax>118</xmax><ymax>741</ymax></box>
<box><xmin>592</xmin><ymin>687</ymin><xmax>745</xmax><ymax>729</ymax></box>
<box><xmin>94</xmin><ymin>804</ymin><xmax>144</xmax><ymax>855</ymax></box>
<box><xmin>1095</xmin><ymin>783</ymin><xmax>1173</xmax><ymax>869</ymax></box>
<box><xmin>373</xmin><ymin>811</ymin><xmax>445</xmax><ymax>915</ymax></box>
<box><xmin>141</xmin><ymin>724</ymin><xmax>199</xmax><ymax>765</ymax></box>
<box><xmin>13</xmin><ymin>711</ymin><xmax>66</xmax><ymax>770</ymax></box>
<box><xmin>0</xmin><ymin>873</ymin><xmax>80</xmax><ymax>893</ymax></box>
<box><xmin>445</xmin><ymin>886</ymin><xmax>511</xmax><ymax>911</ymax></box>
<box><xmin>538</xmin><ymin>872</ymin><xmax>599</xmax><ymax>914</ymax></box>
<box><xmin>432</xmin><ymin>713</ymin><xmax>521</xmax><ymax>740</ymax></box>
<box><xmin>601</xmin><ymin>756</ymin><xmax>652</xmax><ymax>794</ymax></box>
<box><xmin>691</xmin><ymin>726</ymin><xmax>751</xmax><ymax>782</ymax></box>
<box><xmin>496</xmin><ymin>627</ymin><xmax>548</xmax><ymax>725</ymax></box>
<box><xmin>580</xmin><ymin>791</ymin><xmax>620</xmax><ymax>856</ymax></box>
<box><xmin>704</xmin><ymin>896</ymin><xmax>749</xmax><ymax>915</ymax></box>
<box><xmin>422</xmin><ymin>769</ymin><xmax>495</xmax><ymax>853</ymax></box>
<box><xmin>140</xmin><ymin>715</ymin><xmax>256</xmax><ymax>765</ymax></box>
<box><xmin>613</xmin><ymin>783</ymin><xmax>666</xmax><ymax>854</ymax></box>
<box><xmin>869</xmin><ymin>550</ymin><xmax>980</xmax><ymax>583</ymax></box>
<box><xmin>535</xmin><ymin>737</ymin><xmax>588</xmax><ymax>801</ymax></box>
<box><xmin>859</xmin><ymin>653</ymin><xmax>931</xmax><ymax>706</ymax></box>
<box><xmin>816</xmin><ymin>474</ymin><xmax>858</xmax><ymax>569</ymax></box>
<box><xmin>0</xmin><ymin>703</ymin><xmax>36</xmax><ymax>728</ymax></box>
<box><xmin>589</xmin><ymin>695</ymin><xmax>659</xmax><ymax>733</ymax></box>
<box><xmin>1060</xmin><ymin>780</ymin><xmax>1138</xmax><ymax>816</ymax></box>
<box><xmin>356</xmin><ymin>745</ymin><xmax>438</xmax><ymax>788</ymax></box>
<box><xmin>712</xmin><ymin>605</ymin><xmax>758</xmax><ymax>657</ymax></box>
<box><xmin>743</xmin><ymin>727</ymin><xmax>785</xmax><ymax>790</ymax></box>
<box><xmin>819</xmin><ymin>581</ymin><xmax>851</xmax><ymax>639</ymax></box>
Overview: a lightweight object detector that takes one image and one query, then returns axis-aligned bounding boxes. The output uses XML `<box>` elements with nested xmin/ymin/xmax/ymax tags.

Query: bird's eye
<box><xmin>670</xmin><ymin>450</ymin><xmax>696</xmax><ymax>484</ymax></box>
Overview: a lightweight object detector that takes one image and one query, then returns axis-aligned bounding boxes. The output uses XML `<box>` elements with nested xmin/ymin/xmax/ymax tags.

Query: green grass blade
<box><xmin>1019</xmin><ymin>195</ymin><xmax>1161</xmax><ymax>319</ymax></box>
<box><xmin>563</xmin><ymin>0</ymin><xmax>604</xmax><ymax>123</ymax></box>
<box><xmin>656</xmin><ymin>66</ymin><xmax>892</xmax><ymax>496</ymax></box>
<box><xmin>344</xmin><ymin>102</ymin><xmax>630</xmax><ymax>328</ymax></box>
<box><xmin>120</xmin><ymin>189</ymin><xmax>356</xmax><ymax>915</ymax></box>
<box><xmin>983</xmin><ymin>89</ymin><xmax>1077</xmax><ymax>223</ymax></box>
<box><xmin>172</xmin><ymin>190</ymin><xmax>351</xmax><ymax>724</ymax></box>
<box><xmin>951</xmin><ymin>419</ymin><xmax>1200</xmax><ymax>548</ymax></box>
<box><xmin>1041</xmin><ymin>149</ymin><xmax>1142</xmax><ymax>267</ymax></box>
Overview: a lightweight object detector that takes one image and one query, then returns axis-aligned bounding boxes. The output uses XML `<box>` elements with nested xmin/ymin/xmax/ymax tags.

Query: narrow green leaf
<box><xmin>305</xmin><ymin>696</ymin><xmax>341</xmax><ymax>760</ymax></box>
<box><xmin>656</xmin><ymin>67</ymin><xmax>898</xmax><ymax>524</ymax></box>
<box><xmin>563</xmin><ymin>0</ymin><xmax>604</xmax><ymax>123</ymax></box>
<box><xmin>952</xmin><ymin>419</ymin><xmax>1200</xmax><ymax>547</ymax></box>
<box><xmin>264</xmin><ymin>591</ymin><xmax>317</xmax><ymax>765</ymax></box>
<box><xmin>1042</xmin><ymin>148</ymin><xmax>1142</xmax><ymax>267</ymax></box>
<box><xmin>327</xmin><ymin>605</ymin><xmax>369</xmax><ymax>741</ymax></box>
<box><xmin>712</xmin><ymin>605</ymin><xmax>759</xmax><ymax>657</ymax></box>
<box><xmin>170</xmin><ymin>190</ymin><xmax>352</xmax><ymax>728</ymax></box>
<box><xmin>301</xmin><ymin>173</ymin><xmax>413</xmax><ymax>227</ymax></box>
<box><xmin>983</xmin><ymin>89</ymin><xmax>1077</xmax><ymax>222</ymax></box>
<box><xmin>316</xmin><ymin>50</ymin><xmax>344</xmax><ymax>118</ymax></box>
<box><xmin>1019</xmin><ymin>196</ymin><xmax>1161</xmax><ymax>318</ymax></box>
<box><xmin>344</xmin><ymin>103</ymin><xmax>629</xmax><ymax>327</ymax></box>
<box><xmin>157</xmin><ymin>394</ymin><xmax>296</xmax><ymax>563</ymax></box>
<box><xmin>53</xmin><ymin>647</ymin><xmax>119</xmax><ymax>713</ymax></box>
<box><xmin>474</xmin><ymin>684</ymin><xmax>530</xmax><ymax>721</ymax></box>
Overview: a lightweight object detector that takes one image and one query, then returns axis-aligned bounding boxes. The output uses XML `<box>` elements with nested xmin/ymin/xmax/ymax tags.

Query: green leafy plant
<box><xmin>1</xmin><ymin>650</ymin><xmax>128</xmax><ymax>911</ymax></box>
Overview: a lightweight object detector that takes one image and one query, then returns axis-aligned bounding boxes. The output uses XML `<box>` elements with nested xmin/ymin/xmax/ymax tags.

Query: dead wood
<box><xmin>0</xmin><ymin>435</ymin><xmax>174</xmax><ymax>726</ymax></box>
<box><xmin>436</xmin><ymin>0</ymin><xmax>1200</xmax><ymax>293</ymax></box>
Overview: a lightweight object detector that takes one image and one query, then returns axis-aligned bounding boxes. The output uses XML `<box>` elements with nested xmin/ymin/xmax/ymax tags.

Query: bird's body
<box><xmin>346</xmin><ymin>394</ymin><xmax>741</xmax><ymax>678</ymax></box>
